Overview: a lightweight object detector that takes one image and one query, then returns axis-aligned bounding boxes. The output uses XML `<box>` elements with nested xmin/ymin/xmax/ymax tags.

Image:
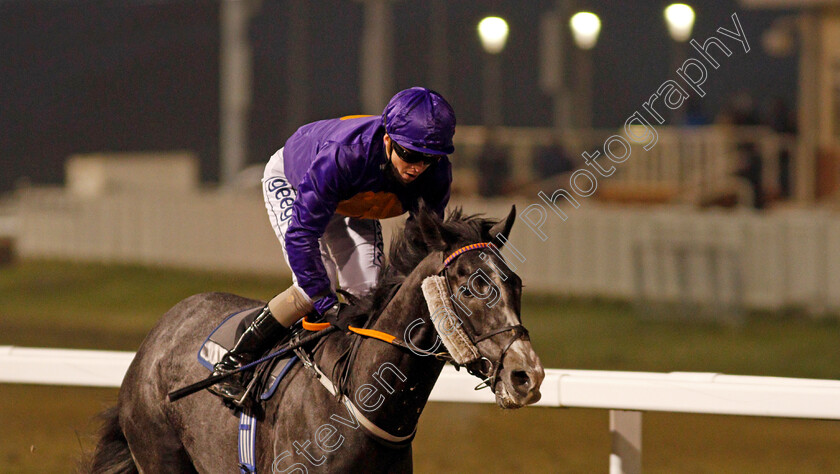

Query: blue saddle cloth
<box><xmin>199</xmin><ymin>307</ymin><xmax>302</xmax><ymax>473</ymax></box>
<box><xmin>198</xmin><ymin>307</ymin><xmax>299</xmax><ymax>401</ymax></box>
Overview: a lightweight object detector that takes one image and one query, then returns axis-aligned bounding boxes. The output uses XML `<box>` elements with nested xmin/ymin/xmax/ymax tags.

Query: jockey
<box><xmin>209</xmin><ymin>87</ymin><xmax>456</xmax><ymax>404</ymax></box>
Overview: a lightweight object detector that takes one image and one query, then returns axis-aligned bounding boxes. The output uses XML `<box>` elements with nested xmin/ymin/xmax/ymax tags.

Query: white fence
<box><xmin>16</xmin><ymin>186</ymin><xmax>289</xmax><ymax>276</ymax></box>
<box><xmin>13</xmin><ymin>185</ymin><xmax>840</xmax><ymax>315</ymax></box>
<box><xmin>507</xmin><ymin>203</ymin><xmax>840</xmax><ymax>315</ymax></box>
<box><xmin>2</xmin><ymin>345</ymin><xmax>840</xmax><ymax>473</ymax></box>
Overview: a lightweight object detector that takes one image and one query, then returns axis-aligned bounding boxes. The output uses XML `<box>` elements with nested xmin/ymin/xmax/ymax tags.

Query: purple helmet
<box><xmin>382</xmin><ymin>87</ymin><xmax>456</xmax><ymax>155</ymax></box>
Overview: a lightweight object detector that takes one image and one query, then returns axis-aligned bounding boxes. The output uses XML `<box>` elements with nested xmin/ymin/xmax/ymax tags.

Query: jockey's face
<box><xmin>384</xmin><ymin>134</ymin><xmax>431</xmax><ymax>185</ymax></box>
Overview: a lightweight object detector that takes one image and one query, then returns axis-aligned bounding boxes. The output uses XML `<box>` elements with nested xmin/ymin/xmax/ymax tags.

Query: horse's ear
<box><xmin>487</xmin><ymin>205</ymin><xmax>516</xmax><ymax>246</ymax></box>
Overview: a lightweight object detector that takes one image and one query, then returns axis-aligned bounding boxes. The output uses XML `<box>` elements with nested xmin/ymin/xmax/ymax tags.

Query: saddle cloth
<box><xmin>198</xmin><ymin>307</ymin><xmax>303</xmax><ymax>474</ymax></box>
<box><xmin>197</xmin><ymin>306</ymin><xmax>298</xmax><ymax>401</ymax></box>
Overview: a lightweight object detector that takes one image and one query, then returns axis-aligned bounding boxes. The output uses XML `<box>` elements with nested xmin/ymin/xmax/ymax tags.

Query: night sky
<box><xmin>0</xmin><ymin>0</ymin><xmax>798</xmax><ymax>192</ymax></box>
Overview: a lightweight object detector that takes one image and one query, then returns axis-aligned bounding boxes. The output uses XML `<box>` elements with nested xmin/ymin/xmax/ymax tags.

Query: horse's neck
<box><xmin>341</xmin><ymin>262</ymin><xmax>445</xmax><ymax>437</ymax></box>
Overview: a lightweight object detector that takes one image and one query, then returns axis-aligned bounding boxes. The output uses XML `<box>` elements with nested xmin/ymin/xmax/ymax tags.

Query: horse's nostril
<box><xmin>511</xmin><ymin>370</ymin><xmax>530</xmax><ymax>389</ymax></box>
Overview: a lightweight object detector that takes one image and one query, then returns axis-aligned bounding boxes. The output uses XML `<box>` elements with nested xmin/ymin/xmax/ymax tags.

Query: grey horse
<box><xmin>87</xmin><ymin>205</ymin><xmax>545</xmax><ymax>473</ymax></box>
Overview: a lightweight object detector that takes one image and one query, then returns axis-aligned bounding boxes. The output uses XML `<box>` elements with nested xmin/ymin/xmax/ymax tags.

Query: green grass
<box><xmin>1</xmin><ymin>385</ymin><xmax>116</xmax><ymax>473</ymax></box>
<box><xmin>2</xmin><ymin>260</ymin><xmax>839</xmax><ymax>473</ymax></box>
<box><xmin>0</xmin><ymin>260</ymin><xmax>282</xmax><ymax>350</ymax></box>
<box><xmin>524</xmin><ymin>295</ymin><xmax>840</xmax><ymax>379</ymax></box>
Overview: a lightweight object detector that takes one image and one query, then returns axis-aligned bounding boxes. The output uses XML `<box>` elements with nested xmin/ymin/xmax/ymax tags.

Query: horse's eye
<box><xmin>462</xmin><ymin>288</ymin><xmax>474</xmax><ymax>298</ymax></box>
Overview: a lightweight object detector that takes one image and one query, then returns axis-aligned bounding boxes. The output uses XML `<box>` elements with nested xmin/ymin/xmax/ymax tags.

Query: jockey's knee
<box><xmin>340</xmin><ymin>279</ymin><xmax>378</xmax><ymax>299</ymax></box>
<box><xmin>268</xmin><ymin>285</ymin><xmax>313</xmax><ymax>327</ymax></box>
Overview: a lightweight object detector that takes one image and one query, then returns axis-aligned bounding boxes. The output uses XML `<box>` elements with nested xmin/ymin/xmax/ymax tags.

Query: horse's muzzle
<box><xmin>494</xmin><ymin>339</ymin><xmax>545</xmax><ymax>408</ymax></box>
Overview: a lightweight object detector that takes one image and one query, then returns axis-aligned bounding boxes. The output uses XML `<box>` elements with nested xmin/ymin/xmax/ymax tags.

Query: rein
<box><xmin>301</xmin><ymin>318</ymin><xmax>449</xmax><ymax>359</ymax></box>
<box><xmin>255</xmin><ymin>241</ymin><xmax>529</xmax><ymax>449</ymax></box>
<box><xmin>305</xmin><ymin>241</ymin><xmax>529</xmax><ymax>391</ymax></box>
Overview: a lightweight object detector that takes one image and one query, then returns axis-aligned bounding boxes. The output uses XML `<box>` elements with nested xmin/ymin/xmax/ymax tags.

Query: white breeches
<box><xmin>262</xmin><ymin>148</ymin><xmax>384</xmax><ymax>301</ymax></box>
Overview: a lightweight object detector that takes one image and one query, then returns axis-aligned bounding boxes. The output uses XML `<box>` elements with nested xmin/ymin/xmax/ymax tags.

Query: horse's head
<box><xmin>404</xmin><ymin>205</ymin><xmax>545</xmax><ymax>409</ymax></box>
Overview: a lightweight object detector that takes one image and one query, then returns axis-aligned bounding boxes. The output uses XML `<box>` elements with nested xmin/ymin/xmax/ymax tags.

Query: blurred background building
<box><xmin>0</xmin><ymin>0</ymin><xmax>810</xmax><ymax>192</ymax></box>
<box><xmin>3</xmin><ymin>0</ymin><xmax>840</xmax><ymax>319</ymax></box>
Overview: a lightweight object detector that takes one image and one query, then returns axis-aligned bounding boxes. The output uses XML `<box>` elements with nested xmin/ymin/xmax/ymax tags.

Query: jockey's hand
<box><xmin>323</xmin><ymin>303</ymin><xmax>364</xmax><ymax>332</ymax></box>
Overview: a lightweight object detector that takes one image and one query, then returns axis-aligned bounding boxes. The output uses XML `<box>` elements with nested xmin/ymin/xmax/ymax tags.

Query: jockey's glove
<box><xmin>323</xmin><ymin>302</ymin><xmax>365</xmax><ymax>332</ymax></box>
<box><xmin>312</xmin><ymin>293</ymin><xmax>339</xmax><ymax>316</ymax></box>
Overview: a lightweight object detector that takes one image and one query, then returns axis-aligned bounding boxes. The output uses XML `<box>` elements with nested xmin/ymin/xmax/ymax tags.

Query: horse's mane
<box><xmin>357</xmin><ymin>203</ymin><xmax>493</xmax><ymax>319</ymax></box>
<box><xmin>328</xmin><ymin>203</ymin><xmax>499</xmax><ymax>393</ymax></box>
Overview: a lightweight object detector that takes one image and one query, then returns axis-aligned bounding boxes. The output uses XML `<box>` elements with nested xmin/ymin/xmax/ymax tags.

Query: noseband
<box><xmin>437</xmin><ymin>242</ymin><xmax>530</xmax><ymax>391</ymax></box>
<box><xmin>302</xmin><ymin>242</ymin><xmax>530</xmax><ymax>394</ymax></box>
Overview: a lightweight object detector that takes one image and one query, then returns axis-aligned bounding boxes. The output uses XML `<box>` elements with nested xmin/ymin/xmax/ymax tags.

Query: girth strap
<box><xmin>238</xmin><ymin>410</ymin><xmax>257</xmax><ymax>473</ymax></box>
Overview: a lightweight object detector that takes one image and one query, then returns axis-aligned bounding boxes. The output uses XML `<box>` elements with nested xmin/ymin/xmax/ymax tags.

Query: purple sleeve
<box><xmin>285</xmin><ymin>144</ymin><xmax>348</xmax><ymax>314</ymax></box>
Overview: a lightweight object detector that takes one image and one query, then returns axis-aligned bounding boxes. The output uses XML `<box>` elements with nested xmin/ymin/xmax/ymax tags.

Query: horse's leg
<box><xmin>167</xmin><ymin>392</ymin><xmax>243</xmax><ymax>472</ymax></box>
<box><xmin>150</xmin><ymin>293</ymin><xmax>256</xmax><ymax>472</ymax></box>
<box><xmin>117</xmin><ymin>294</ymin><xmax>223</xmax><ymax>473</ymax></box>
<box><xmin>94</xmin><ymin>293</ymin><xmax>263</xmax><ymax>473</ymax></box>
<box><xmin>119</xmin><ymin>371</ymin><xmax>198</xmax><ymax>473</ymax></box>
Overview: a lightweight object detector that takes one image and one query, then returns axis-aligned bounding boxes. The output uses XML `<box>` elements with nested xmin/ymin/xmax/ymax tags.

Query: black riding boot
<box><xmin>207</xmin><ymin>306</ymin><xmax>288</xmax><ymax>405</ymax></box>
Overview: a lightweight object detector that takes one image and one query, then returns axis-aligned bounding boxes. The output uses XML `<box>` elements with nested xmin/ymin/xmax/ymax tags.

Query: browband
<box><xmin>441</xmin><ymin>242</ymin><xmax>496</xmax><ymax>269</ymax></box>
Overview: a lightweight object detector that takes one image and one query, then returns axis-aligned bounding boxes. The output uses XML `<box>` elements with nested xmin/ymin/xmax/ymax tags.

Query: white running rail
<box><xmin>3</xmin><ymin>345</ymin><xmax>840</xmax><ymax>473</ymax></box>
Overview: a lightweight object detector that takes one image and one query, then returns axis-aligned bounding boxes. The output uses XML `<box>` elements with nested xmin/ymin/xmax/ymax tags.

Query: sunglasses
<box><xmin>391</xmin><ymin>141</ymin><xmax>442</xmax><ymax>166</ymax></box>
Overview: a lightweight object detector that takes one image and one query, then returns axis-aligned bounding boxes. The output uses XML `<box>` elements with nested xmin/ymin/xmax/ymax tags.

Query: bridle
<box><xmin>300</xmin><ymin>242</ymin><xmax>530</xmax><ymax>393</ymax></box>
<box><xmin>436</xmin><ymin>242</ymin><xmax>530</xmax><ymax>391</ymax></box>
<box><xmin>287</xmin><ymin>241</ymin><xmax>531</xmax><ymax>447</ymax></box>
